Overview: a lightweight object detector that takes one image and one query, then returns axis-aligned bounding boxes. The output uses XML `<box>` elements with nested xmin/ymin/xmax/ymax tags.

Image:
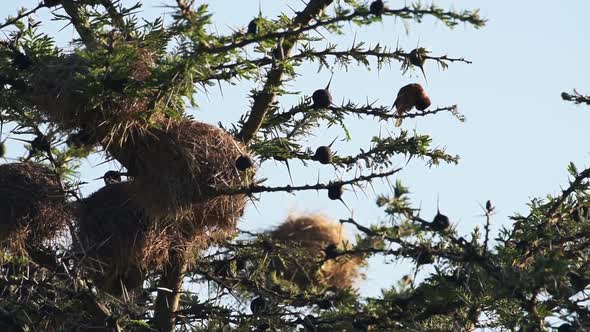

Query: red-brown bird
<box><xmin>393</xmin><ymin>83</ymin><xmax>431</xmax><ymax>127</ymax></box>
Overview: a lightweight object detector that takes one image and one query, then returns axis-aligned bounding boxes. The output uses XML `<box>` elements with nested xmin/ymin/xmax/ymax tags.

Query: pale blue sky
<box><xmin>2</xmin><ymin>1</ymin><xmax>589</xmax><ymax>297</ymax></box>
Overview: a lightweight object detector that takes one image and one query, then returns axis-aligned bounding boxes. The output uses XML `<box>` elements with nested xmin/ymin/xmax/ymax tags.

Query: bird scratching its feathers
<box><xmin>393</xmin><ymin>83</ymin><xmax>431</xmax><ymax>127</ymax></box>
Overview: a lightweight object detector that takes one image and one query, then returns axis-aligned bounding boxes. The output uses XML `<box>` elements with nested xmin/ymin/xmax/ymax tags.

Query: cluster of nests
<box><xmin>0</xmin><ymin>116</ymin><xmax>252</xmax><ymax>293</ymax></box>
<box><xmin>0</xmin><ymin>46</ymin><xmax>363</xmax><ymax>295</ymax></box>
<box><xmin>0</xmin><ymin>47</ymin><xmax>255</xmax><ymax>293</ymax></box>
<box><xmin>265</xmin><ymin>214</ymin><xmax>366</xmax><ymax>290</ymax></box>
<box><xmin>78</xmin><ymin>118</ymin><xmax>253</xmax><ymax>292</ymax></box>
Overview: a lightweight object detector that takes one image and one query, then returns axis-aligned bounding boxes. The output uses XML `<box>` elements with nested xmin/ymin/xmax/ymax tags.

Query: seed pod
<box><xmin>572</xmin><ymin>208</ymin><xmax>581</xmax><ymax>223</ymax></box>
<box><xmin>369</xmin><ymin>0</ymin><xmax>385</xmax><ymax>16</ymax></box>
<box><xmin>235</xmin><ymin>155</ymin><xmax>254</xmax><ymax>171</ymax></box>
<box><xmin>515</xmin><ymin>240</ymin><xmax>528</xmax><ymax>252</ymax></box>
<box><xmin>103</xmin><ymin>73</ymin><xmax>127</xmax><ymax>93</ymax></box>
<box><xmin>352</xmin><ymin>319</ymin><xmax>369</xmax><ymax>332</ymax></box>
<box><xmin>250</xmin><ymin>296</ymin><xmax>267</xmax><ymax>315</ymax></box>
<box><xmin>485</xmin><ymin>200</ymin><xmax>494</xmax><ymax>213</ymax></box>
<box><xmin>44</xmin><ymin>0</ymin><xmax>61</xmax><ymax>7</ymax></box>
<box><xmin>416</xmin><ymin>250</ymin><xmax>434</xmax><ymax>265</ymax></box>
<box><xmin>567</xmin><ymin>271</ymin><xmax>588</xmax><ymax>292</ymax></box>
<box><xmin>0</xmin><ymin>141</ymin><xmax>5</xmax><ymax>158</ymax></box>
<box><xmin>408</xmin><ymin>48</ymin><xmax>426</xmax><ymax>68</ymax></box>
<box><xmin>391</xmin><ymin>296</ymin><xmax>410</xmax><ymax>309</ymax></box>
<box><xmin>312</xmin><ymin>145</ymin><xmax>332</xmax><ymax>164</ymax></box>
<box><xmin>324</xmin><ymin>243</ymin><xmax>339</xmax><ymax>260</ymax></box>
<box><xmin>327</xmin><ymin>183</ymin><xmax>344</xmax><ymax>200</ymax></box>
<box><xmin>431</xmin><ymin>212</ymin><xmax>450</xmax><ymax>231</ymax></box>
<box><xmin>316</xmin><ymin>299</ymin><xmax>334</xmax><ymax>310</ymax></box>
<box><xmin>66</xmin><ymin>133</ymin><xmax>82</xmax><ymax>148</ymax></box>
<box><xmin>31</xmin><ymin>134</ymin><xmax>51</xmax><ymax>153</ymax></box>
<box><xmin>558</xmin><ymin>323</ymin><xmax>576</xmax><ymax>332</ymax></box>
<box><xmin>67</xmin><ymin>129</ymin><xmax>95</xmax><ymax>148</ymax></box>
<box><xmin>303</xmin><ymin>315</ymin><xmax>316</xmax><ymax>331</ymax></box>
<box><xmin>261</xmin><ymin>239</ymin><xmax>274</xmax><ymax>252</ymax></box>
<box><xmin>247</xmin><ymin>18</ymin><xmax>258</xmax><ymax>35</ymax></box>
<box><xmin>408</xmin><ymin>48</ymin><xmax>428</xmax><ymax>82</ymax></box>
<box><xmin>103</xmin><ymin>171</ymin><xmax>122</xmax><ymax>185</ymax></box>
<box><xmin>255</xmin><ymin>322</ymin><xmax>270</xmax><ymax>332</ymax></box>
<box><xmin>13</xmin><ymin>51</ymin><xmax>32</xmax><ymax>70</ymax></box>
<box><xmin>312</xmin><ymin>89</ymin><xmax>332</xmax><ymax>109</ymax></box>
<box><xmin>572</xmin><ymin>206</ymin><xmax>589</xmax><ymax>223</ymax></box>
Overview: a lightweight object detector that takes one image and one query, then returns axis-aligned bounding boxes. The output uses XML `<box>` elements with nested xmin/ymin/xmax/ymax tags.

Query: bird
<box><xmin>393</xmin><ymin>83</ymin><xmax>431</xmax><ymax>127</ymax></box>
<box><xmin>93</xmin><ymin>171</ymin><xmax>126</xmax><ymax>185</ymax></box>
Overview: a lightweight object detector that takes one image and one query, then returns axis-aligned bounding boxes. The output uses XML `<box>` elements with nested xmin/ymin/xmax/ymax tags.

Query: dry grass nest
<box><xmin>106</xmin><ymin>117</ymin><xmax>253</xmax><ymax>230</ymax></box>
<box><xmin>78</xmin><ymin>181</ymin><xmax>237</xmax><ymax>293</ymax></box>
<box><xmin>0</xmin><ymin>162</ymin><xmax>71</xmax><ymax>260</ymax></box>
<box><xmin>269</xmin><ymin>214</ymin><xmax>365</xmax><ymax>290</ymax></box>
<box><xmin>27</xmin><ymin>48</ymin><xmax>158</xmax><ymax>137</ymax></box>
<box><xmin>27</xmin><ymin>54</ymin><xmax>95</xmax><ymax>130</ymax></box>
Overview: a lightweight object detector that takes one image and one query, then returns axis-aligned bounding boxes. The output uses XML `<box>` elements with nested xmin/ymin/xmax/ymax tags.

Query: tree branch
<box><xmin>222</xmin><ymin>167</ymin><xmax>401</xmax><ymax>195</ymax></box>
<box><xmin>0</xmin><ymin>2</ymin><xmax>45</xmax><ymax>31</ymax></box>
<box><xmin>154</xmin><ymin>259</ymin><xmax>189</xmax><ymax>332</ymax></box>
<box><xmin>562</xmin><ymin>90</ymin><xmax>590</xmax><ymax>105</ymax></box>
<box><xmin>236</xmin><ymin>0</ymin><xmax>334</xmax><ymax>144</ymax></box>
<box><xmin>61</xmin><ymin>0</ymin><xmax>99</xmax><ymax>49</ymax></box>
<box><xmin>99</xmin><ymin>0</ymin><xmax>126</xmax><ymax>32</ymax></box>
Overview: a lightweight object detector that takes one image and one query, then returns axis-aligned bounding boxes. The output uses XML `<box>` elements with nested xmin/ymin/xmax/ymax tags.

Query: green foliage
<box><xmin>0</xmin><ymin>1</ymin><xmax>586</xmax><ymax>332</ymax></box>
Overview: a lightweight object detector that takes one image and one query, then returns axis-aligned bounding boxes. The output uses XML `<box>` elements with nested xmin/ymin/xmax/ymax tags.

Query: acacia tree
<box><xmin>0</xmin><ymin>1</ymin><xmax>588</xmax><ymax>331</ymax></box>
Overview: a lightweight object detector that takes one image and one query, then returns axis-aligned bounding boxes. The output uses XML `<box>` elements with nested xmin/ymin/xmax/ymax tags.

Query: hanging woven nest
<box><xmin>0</xmin><ymin>162</ymin><xmax>71</xmax><ymax>264</ymax></box>
<box><xmin>27</xmin><ymin>54</ymin><xmax>95</xmax><ymax>130</ymax></box>
<box><xmin>106</xmin><ymin>118</ymin><xmax>253</xmax><ymax>231</ymax></box>
<box><xmin>77</xmin><ymin>181</ymin><xmax>165</xmax><ymax>292</ymax></box>
<box><xmin>77</xmin><ymin>180</ymin><xmax>236</xmax><ymax>294</ymax></box>
<box><xmin>24</xmin><ymin>47</ymin><xmax>158</xmax><ymax>137</ymax></box>
<box><xmin>268</xmin><ymin>214</ymin><xmax>365</xmax><ymax>290</ymax></box>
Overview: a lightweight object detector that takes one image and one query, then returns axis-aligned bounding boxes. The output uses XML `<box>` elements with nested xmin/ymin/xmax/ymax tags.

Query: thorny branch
<box><xmin>236</xmin><ymin>0</ymin><xmax>334</xmax><ymax>144</ymax></box>
<box><xmin>201</xmin><ymin>6</ymin><xmax>484</xmax><ymax>56</ymax></box>
<box><xmin>234</xmin><ymin>3</ymin><xmax>481</xmax><ymax>143</ymax></box>
<box><xmin>212</xmin><ymin>48</ymin><xmax>471</xmax><ymax>76</ymax></box>
<box><xmin>562</xmin><ymin>90</ymin><xmax>590</xmax><ymax>106</ymax></box>
<box><xmin>61</xmin><ymin>0</ymin><xmax>99</xmax><ymax>49</ymax></box>
<box><xmin>0</xmin><ymin>2</ymin><xmax>46</xmax><ymax>31</ymax></box>
<box><xmin>221</xmin><ymin>167</ymin><xmax>401</xmax><ymax>195</ymax></box>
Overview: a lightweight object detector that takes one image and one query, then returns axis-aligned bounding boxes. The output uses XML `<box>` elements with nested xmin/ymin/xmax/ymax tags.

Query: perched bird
<box><xmin>393</xmin><ymin>83</ymin><xmax>431</xmax><ymax>127</ymax></box>
<box><xmin>93</xmin><ymin>171</ymin><xmax>125</xmax><ymax>185</ymax></box>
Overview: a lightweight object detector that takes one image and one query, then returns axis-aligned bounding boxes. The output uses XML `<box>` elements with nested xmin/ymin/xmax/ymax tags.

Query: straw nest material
<box><xmin>78</xmin><ymin>181</ymin><xmax>236</xmax><ymax>293</ymax></box>
<box><xmin>77</xmin><ymin>181</ymin><xmax>154</xmax><ymax>291</ymax></box>
<box><xmin>106</xmin><ymin>118</ymin><xmax>252</xmax><ymax>230</ymax></box>
<box><xmin>269</xmin><ymin>214</ymin><xmax>365</xmax><ymax>290</ymax></box>
<box><xmin>27</xmin><ymin>54</ymin><xmax>95</xmax><ymax>130</ymax></box>
<box><xmin>26</xmin><ymin>48</ymin><xmax>157</xmax><ymax>136</ymax></box>
<box><xmin>0</xmin><ymin>162</ymin><xmax>71</xmax><ymax>260</ymax></box>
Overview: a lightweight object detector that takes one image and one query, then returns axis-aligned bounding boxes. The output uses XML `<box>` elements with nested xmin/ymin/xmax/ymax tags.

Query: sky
<box><xmin>2</xmin><ymin>0</ymin><xmax>590</xmax><ymax>298</ymax></box>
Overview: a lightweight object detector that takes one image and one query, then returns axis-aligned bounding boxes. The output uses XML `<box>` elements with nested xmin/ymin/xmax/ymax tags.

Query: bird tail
<box><xmin>395</xmin><ymin>118</ymin><xmax>402</xmax><ymax>127</ymax></box>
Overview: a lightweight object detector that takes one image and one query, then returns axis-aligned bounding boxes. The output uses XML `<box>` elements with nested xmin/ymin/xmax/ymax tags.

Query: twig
<box><xmin>0</xmin><ymin>3</ymin><xmax>45</xmax><ymax>31</ymax></box>
<box><xmin>221</xmin><ymin>167</ymin><xmax>401</xmax><ymax>195</ymax></box>
<box><xmin>236</xmin><ymin>0</ymin><xmax>335</xmax><ymax>144</ymax></box>
<box><xmin>61</xmin><ymin>0</ymin><xmax>99</xmax><ymax>49</ymax></box>
<box><xmin>562</xmin><ymin>90</ymin><xmax>590</xmax><ymax>106</ymax></box>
